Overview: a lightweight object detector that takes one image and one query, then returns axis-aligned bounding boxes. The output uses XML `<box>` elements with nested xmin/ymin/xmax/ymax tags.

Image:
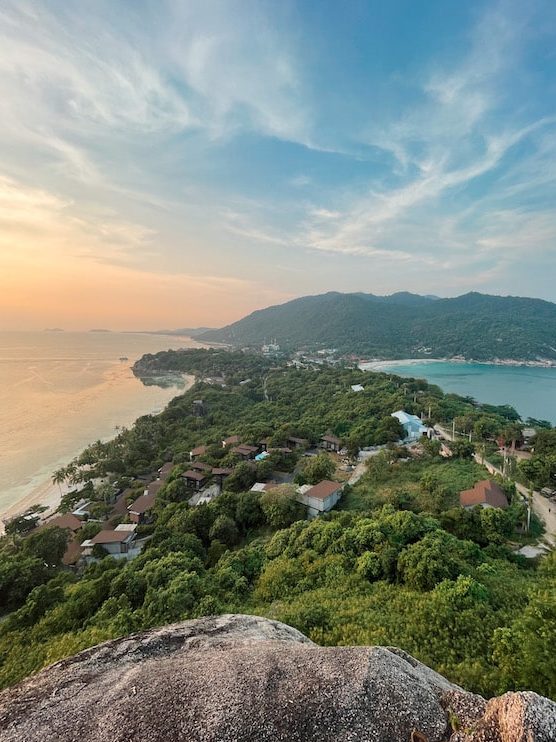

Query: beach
<box><xmin>0</xmin><ymin>332</ymin><xmax>200</xmax><ymax>527</ymax></box>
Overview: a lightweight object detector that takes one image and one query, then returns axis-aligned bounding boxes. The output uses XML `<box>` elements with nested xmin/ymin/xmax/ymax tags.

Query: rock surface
<box><xmin>0</xmin><ymin>614</ymin><xmax>554</xmax><ymax>742</ymax></box>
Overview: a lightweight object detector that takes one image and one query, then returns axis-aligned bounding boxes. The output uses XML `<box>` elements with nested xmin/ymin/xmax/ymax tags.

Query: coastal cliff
<box><xmin>0</xmin><ymin>614</ymin><xmax>554</xmax><ymax>742</ymax></box>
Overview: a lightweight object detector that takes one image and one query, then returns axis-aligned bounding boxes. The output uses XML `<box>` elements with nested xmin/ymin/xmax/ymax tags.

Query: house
<box><xmin>287</xmin><ymin>436</ymin><xmax>310</xmax><ymax>450</ymax></box>
<box><xmin>351</xmin><ymin>384</ymin><xmax>365</xmax><ymax>392</ymax></box>
<box><xmin>320</xmin><ymin>434</ymin><xmax>342</xmax><ymax>452</ymax></box>
<box><xmin>158</xmin><ymin>462</ymin><xmax>174</xmax><ymax>480</ymax></box>
<box><xmin>183</xmin><ymin>469</ymin><xmax>209</xmax><ymax>490</ymax></box>
<box><xmin>128</xmin><ymin>492</ymin><xmax>156</xmax><ymax>524</ymax></box>
<box><xmin>190</xmin><ymin>445</ymin><xmax>208</xmax><ymax>460</ymax></box>
<box><xmin>190</xmin><ymin>461</ymin><xmax>212</xmax><ymax>472</ymax></box>
<box><xmin>81</xmin><ymin>524</ymin><xmax>137</xmax><ymax>557</ymax></box>
<box><xmin>258</xmin><ymin>438</ymin><xmax>272</xmax><ymax>452</ymax></box>
<box><xmin>459</xmin><ymin>480</ymin><xmax>509</xmax><ymax>510</ymax></box>
<box><xmin>231</xmin><ymin>444</ymin><xmax>259</xmax><ymax>460</ymax></box>
<box><xmin>43</xmin><ymin>513</ymin><xmax>83</xmax><ymax>532</ymax></box>
<box><xmin>146</xmin><ymin>480</ymin><xmax>165</xmax><ymax>498</ymax></box>
<box><xmin>391</xmin><ymin>410</ymin><xmax>430</xmax><ymax>441</ymax></box>
<box><xmin>222</xmin><ymin>435</ymin><xmax>242</xmax><ymax>448</ymax></box>
<box><xmin>295</xmin><ymin>480</ymin><xmax>343</xmax><ymax>517</ymax></box>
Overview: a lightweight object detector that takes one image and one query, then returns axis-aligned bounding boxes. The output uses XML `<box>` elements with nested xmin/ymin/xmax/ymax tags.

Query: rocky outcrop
<box><xmin>0</xmin><ymin>614</ymin><xmax>554</xmax><ymax>742</ymax></box>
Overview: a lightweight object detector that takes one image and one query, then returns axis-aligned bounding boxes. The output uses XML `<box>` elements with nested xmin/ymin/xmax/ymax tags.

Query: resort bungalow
<box><xmin>295</xmin><ymin>480</ymin><xmax>343</xmax><ymax>517</ymax></box>
<box><xmin>320</xmin><ymin>434</ymin><xmax>342</xmax><ymax>452</ymax></box>
<box><xmin>146</xmin><ymin>480</ymin><xmax>165</xmax><ymax>498</ymax></box>
<box><xmin>128</xmin><ymin>492</ymin><xmax>156</xmax><ymax>525</ymax></box>
<box><xmin>158</xmin><ymin>462</ymin><xmax>174</xmax><ymax>480</ymax></box>
<box><xmin>459</xmin><ymin>480</ymin><xmax>509</xmax><ymax>510</ymax></box>
<box><xmin>258</xmin><ymin>437</ymin><xmax>272</xmax><ymax>452</ymax></box>
<box><xmin>222</xmin><ymin>435</ymin><xmax>242</xmax><ymax>448</ymax></box>
<box><xmin>43</xmin><ymin>513</ymin><xmax>83</xmax><ymax>533</ymax></box>
<box><xmin>81</xmin><ymin>524</ymin><xmax>137</xmax><ymax>558</ymax></box>
<box><xmin>231</xmin><ymin>444</ymin><xmax>259</xmax><ymax>460</ymax></box>
<box><xmin>190</xmin><ymin>445</ymin><xmax>208</xmax><ymax>461</ymax></box>
<box><xmin>183</xmin><ymin>469</ymin><xmax>209</xmax><ymax>490</ymax></box>
<box><xmin>391</xmin><ymin>410</ymin><xmax>430</xmax><ymax>441</ymax></box>
<box><xmin>190</xmin><ymin>461</ymin><xmax>212</xmax><ymax>473</ymax></box>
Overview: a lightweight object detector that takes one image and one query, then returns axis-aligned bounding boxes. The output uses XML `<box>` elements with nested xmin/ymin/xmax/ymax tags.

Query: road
<box><xmin>434</xmin><ymin>424</ymin><xmax>556</xmax><ymax>547</ymax></box>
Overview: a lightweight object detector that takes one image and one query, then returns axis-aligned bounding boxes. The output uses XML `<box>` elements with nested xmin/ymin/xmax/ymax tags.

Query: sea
<box><xmin>0</xmin><ymin>331</ymin><xmax>200</xmax><ymax>520</ymax></box>
<box><xmin>362</xmin><ymin>360</ymin><xmax>556</xmax><ymax>425</ymax></box>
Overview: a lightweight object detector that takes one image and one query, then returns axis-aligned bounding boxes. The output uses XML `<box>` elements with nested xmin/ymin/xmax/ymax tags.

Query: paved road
<box><xmin>435</xmin><ymin>425</ymin><xmax>556</xmax><ymax>547</ymax></box>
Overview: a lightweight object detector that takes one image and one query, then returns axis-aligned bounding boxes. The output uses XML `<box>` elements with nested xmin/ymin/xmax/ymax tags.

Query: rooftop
<box><xmin>459</xmin><ymin>480</ymin><xmax>509</xmax><ymax>509</ymax></box>
<box><xmin>128</xmin><ymin>492</ymin><xmax>156</xmax><ymax>515</ymax></box>
<box><xmin>305</xmin><ymin>480</ymin><xmax>342</xmax><ymax>501</ymax></box>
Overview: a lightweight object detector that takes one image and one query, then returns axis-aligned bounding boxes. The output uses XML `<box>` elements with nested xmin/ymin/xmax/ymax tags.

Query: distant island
<box><xmin>44</xmin><ymin>328</ymin><xmax>64</xmax><ymax>332</ymax></box>
<box><xmin>89</xmin><ymin>328</ymin><xmax>112</xmax><ymax>333</ymax></box>
<box><xmin>198</xmin><ymin>291</ymin><xmax>556</xmax><ymax>363</ymax></box>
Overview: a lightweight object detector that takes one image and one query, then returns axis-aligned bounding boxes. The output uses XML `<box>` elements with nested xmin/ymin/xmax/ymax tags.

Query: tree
<box><xmin>449</xmin><ymin>440</ymin><xmax>475</xmax><ymax>459</ymax></box>
<box><xmin>209</xmin><ymin>515</ymin><xmax>239</xmax><ymax>547</ymax></box>
<box><xmin>301</xmin><ymin>453</ymin><xmax>336</xmax><ymax>485</ymax></box>
<box><xmin>23</xmin><ymin>526</ymin><xmax>68</xmax><ymax>566</ymax></box>
<box><xmin>260</xmin><ymin>485</ymin><xmax>305</xmax><ymax>528</ymax></box>
<box><xmin>235</xmin><ymin>491</ymin><xmax>265</xmax><ymax>531</ymax></box>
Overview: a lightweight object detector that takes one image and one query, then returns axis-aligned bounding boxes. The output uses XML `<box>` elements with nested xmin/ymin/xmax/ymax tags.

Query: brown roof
<box><xmin>190</xmin><ymin>461</ymin><xmax>212</xmax><ymax>471</ymax></box>
<box><xmin>305</xmin><ymin>480</ymin><xmax>342</xmax><ymax>501</ymax></box>
<box><xmin>91</xmin><ymin>529</ymin><xmax>135</xmax><ymax>544</ymax></box>
<box><xmin>183</xmin><ymin>470</ymin><xmax>208</xmax><ymax>481</ymax></box>
<box><xmin>321</xmin><ymin>434</ymin><xmax>341</xmax><ymax>445</ymax></box>
<box><xmin>212</xmin><ymin>467</ymin><xmax>233</xmax><ymax>476</ymax></box>
<box><xmin>459</xmin><ymin>480</ymin><xmax>509</xmax><ymax>509</ymax></box>
<box><xmin>158</xmin><ymin>462</ymin><xmax>174</xmax><ymax>478</ymax></box>
<box><xmin>44</xmin><ymin>514</ymin><xmax>82</xmax><ymax>532</ymax></box>
<box><xmin>146</xmin><ymin>480</ymin><xmax>165</xmax><ymax>497</ymax></box>
<box><xmin>231</xmin><ymin>445</ymin><xmax>258</xmax><ymax>455</ymax></box>
<box><xmin>223</xmin><ymin>435</ymin><xmax>241</xmax><ymax>446</ymax></box>
<box><xmin>269</xmin><ymin>447</ymin><xmax>293</xmax><ymax>454</ymax></box>
<box><xmin>190</xmin><ymin>445</ymin><xmax>208</xmax><ymax>457</ymax></box>
<box><xmin>128</xmin><ymin>492</ymin><xmax>156</xmax><ymax>515</ymax></box>
<box><xmin>288</xmin><ymin>436</ymin><xmax>309</xmax><ymax>445</ymax></box>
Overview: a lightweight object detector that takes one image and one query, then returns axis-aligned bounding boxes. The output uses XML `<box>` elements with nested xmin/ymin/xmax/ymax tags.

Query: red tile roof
<box><xmin>305</xmin><ymin>480</ymin><xmax>342</xmax><ymax>501</ymax></box>
<box><xmin>459</xmin><ymin>480</ymin><xmax>509</xmax><ymax>509</ymax></box>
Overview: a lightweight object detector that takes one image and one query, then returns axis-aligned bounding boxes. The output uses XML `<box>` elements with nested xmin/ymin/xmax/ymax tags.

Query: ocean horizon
<box><xmin>0</xmin><ymin>331</ymin><xmax>200</xmax><ymax>521</ymax></box>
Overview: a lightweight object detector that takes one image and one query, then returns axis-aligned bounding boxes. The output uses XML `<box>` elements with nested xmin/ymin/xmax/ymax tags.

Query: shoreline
<box><xmin>359</xmin><ymin>357</ymin><xmax>556</xmax><ymax>371</ymax></box>
<box><xmin>1</xmin><ymin>372</ymin><xmax>195</xmax><ymax>532</ymax></box>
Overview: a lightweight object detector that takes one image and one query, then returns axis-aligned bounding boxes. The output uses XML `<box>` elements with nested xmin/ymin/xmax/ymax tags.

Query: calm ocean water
<box><xmin>0</xmin><ymin>332</ymin><xmax>199</xmax><ymax>518</ymax></box>
<box><xmin>366</xmin><ymin>361</ymin><xmax>556</xmax><ymax>424</ymax></box>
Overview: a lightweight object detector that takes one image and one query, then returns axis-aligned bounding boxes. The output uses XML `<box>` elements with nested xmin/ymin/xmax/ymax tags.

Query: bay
<box><xmin>0</xmin><ymin>331</ymin><xmax>201</xmax><ymax>520</ymax></box>
<box><xmin>362</xmin><ymin>360</ymin><xmax>556</xmax><ymax>424</ymax></box>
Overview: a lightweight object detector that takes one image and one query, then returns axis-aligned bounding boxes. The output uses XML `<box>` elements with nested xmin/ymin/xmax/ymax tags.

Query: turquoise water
<box><xmin>367</xmin><ymin>361</ymin><xmax>556</xmax><ymax>424</ymax></box>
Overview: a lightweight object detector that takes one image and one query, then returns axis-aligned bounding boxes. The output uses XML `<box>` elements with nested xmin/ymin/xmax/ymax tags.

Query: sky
<box><xmin>1</xmin><ymin>0</ymin><xmax>556</xmax><ymax>330</ymax></box>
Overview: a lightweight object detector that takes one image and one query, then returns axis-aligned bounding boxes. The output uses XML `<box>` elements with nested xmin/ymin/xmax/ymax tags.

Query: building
<box><xmin>190</xmin><ymin>461</ymin><xmax>212</xmax><ymax>473</ymax></box>
<box><xmin>42</xmin><ymin>513</ymin><xmax>83</xmax><ymax>532</ymax></box>
<box><xmin>250</xmin><ymin>482</ymin><xmax>280</xmax><ymax>493</ymax></box>
<box><xmin>222</xmin><ymin>435</ymin><xmax>242</xmax><ymax>448</ymax></box>
<box><xmin>145</xmin><ymin>480</ymin><xmax>165</xmax><ymax>498</ymax></box>
<box><xmin>190</xmin><ymin>445</ymin><xmax>208</xmax><ymax>460</ymax></box>
<box><xmin>128</xmin><ymin>492</ymin><xmax>156</xmax><ymax>524</ymax></box>
<box><xmin>158</xmin><ymin>462</ymin><xmax>174</xmax><ymax>480</ymax></box>
<box><xmin>391</xmin><ymin>410</ymin><xmax>430</xmax><ymax>441</ymax></box>
<box><xmin>459</xmin><ymin>480</ymin><xmax>509</xmax><ymax>510</ymax></box>
<box><xmin>320</xmin><ymin>434</ymin><xmax>342</xmax><ymax>452</ymax></box>
<box><xmin>81</xmin><ymin>524</ymin><xmax>137</xmax><ymax>558</ymax></box>
<box><xmin>351</xmin><ymin>384</ymin><xmax>365</xmax><ymax>392</ymax></box>
<box><xmin>183</xmin><ymin>469</ymin><xmax>209</xmax><ymax>490</ymax></box>
<box><xmin>295</xmin><ymin>480</ymin><xmax>343</xmax><ymax>517</ymax></box>
<box><xmin>231</xmin><ymin>444</ymin><xmax>259</xmax><ymax>460</ymax></box>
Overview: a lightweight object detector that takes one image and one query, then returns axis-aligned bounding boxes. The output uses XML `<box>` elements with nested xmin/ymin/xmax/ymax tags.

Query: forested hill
<box><xmin>198</xmin><ymin>292</ymin><xmax>556</xmax><ymax>361</ymax></box>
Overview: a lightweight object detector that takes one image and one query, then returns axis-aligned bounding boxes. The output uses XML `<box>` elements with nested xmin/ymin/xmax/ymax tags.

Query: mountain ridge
<box><xmin>198</xmin><ymin>291</ymin><xmax>556</xmax><ymax>361</ymax></box>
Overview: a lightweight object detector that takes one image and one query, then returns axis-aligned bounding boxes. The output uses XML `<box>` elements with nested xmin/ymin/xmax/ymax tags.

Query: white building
<box><xmin>295</xmin><ymin>480</ymin><xmax>343</xmax><ymax>518</ymax></box>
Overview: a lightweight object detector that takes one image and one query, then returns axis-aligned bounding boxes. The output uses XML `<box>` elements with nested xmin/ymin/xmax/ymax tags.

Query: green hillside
<box><xmin>198</xmin><ymin>292</ymin><xmax>556</xmax><ymax>361</ymax></box>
